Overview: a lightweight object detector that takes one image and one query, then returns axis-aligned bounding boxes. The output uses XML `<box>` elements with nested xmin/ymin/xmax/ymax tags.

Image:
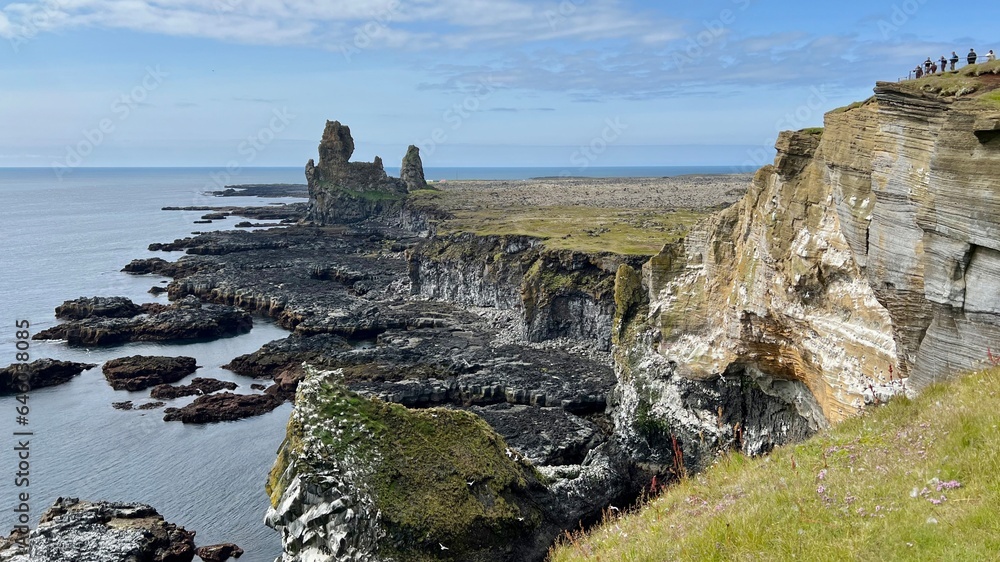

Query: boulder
<box><xmin>163</xmin><ymin>392</ymin><xmax>281</xmax><ymax>423</ymax></box>
<box><xmin>55</xmin><ymin>296</ymin><xmax>142</xmax><ymax>320</ymax></box>
<box><xmin>0</xmin><ymin>497</ymin><xmax>196</xmax><ymax>562</ymax></box>
<box><xmin>0</xmin><ymin>359</ymin><xmax>96</xmax><ymax>394</ymax></box>
<box><xmin>151</xmin><ymin>378</ymin><xmax>238</xmax><ymax>400</ymax></box>
<box><xmin>103</xmin><ymin>356</ymin><xmax>198</xmax><ymax>391</ymax></box>
<box><xmin>195</xmin><ymin>543</ymin><xmax>244</xmax><ymax>561</ymax></box>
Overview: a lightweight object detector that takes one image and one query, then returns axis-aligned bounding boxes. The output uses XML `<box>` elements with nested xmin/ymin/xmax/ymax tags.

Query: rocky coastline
<box><xmin>27</xmin><ymin>77</ymin><xmax>1000</xmax><ymax>560</ymax></box>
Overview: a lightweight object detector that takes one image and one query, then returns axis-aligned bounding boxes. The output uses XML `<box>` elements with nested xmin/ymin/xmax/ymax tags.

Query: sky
<box><xmin>0</xmin><ymin>0</ymin><xmax>995</xmax><ymax>170</ymax></box>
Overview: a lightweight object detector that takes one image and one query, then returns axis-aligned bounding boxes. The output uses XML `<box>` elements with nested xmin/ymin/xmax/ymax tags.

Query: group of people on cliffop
<box><xmin>912</xmin><ymin>48</ymin><xmax>995</xmax><ymax>78</ymax></box>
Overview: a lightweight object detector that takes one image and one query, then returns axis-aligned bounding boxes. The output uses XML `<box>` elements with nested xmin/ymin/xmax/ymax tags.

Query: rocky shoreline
<box><xmin>12</xmin><ymin>121</ymin><xmax>750</xmax><ymax>560</ymax></box>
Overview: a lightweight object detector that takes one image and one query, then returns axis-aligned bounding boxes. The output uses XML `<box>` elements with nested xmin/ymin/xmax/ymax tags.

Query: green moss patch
<box><xmin>306</xmin><ymin>379</ymin><xmax>544</xmax><ymax>559</ymax></box>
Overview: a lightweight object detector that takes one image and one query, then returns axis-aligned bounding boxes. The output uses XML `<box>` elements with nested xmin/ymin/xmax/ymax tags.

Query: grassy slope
<box><xmin>550</xmin><ymin>367</ymin><xmax>1000</xmax><ymax>561</ymax></box>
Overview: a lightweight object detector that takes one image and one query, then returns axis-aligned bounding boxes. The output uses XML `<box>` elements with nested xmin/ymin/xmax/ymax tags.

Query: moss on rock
<box><xmin>268</xmin><ymin>368</ymin><xmax>550</xmax><ymax>561</ymax></box>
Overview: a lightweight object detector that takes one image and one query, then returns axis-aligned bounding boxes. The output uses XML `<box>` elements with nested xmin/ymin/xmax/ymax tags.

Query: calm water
<box><xmin>0</xmin><ymin>165</ymin><xmax>731</xmax><ymax>559</ymax></box>
<box><xmin>0</xmin><ymin>168</ymin><xmax>307</xmax><ymax>561</ymax></box>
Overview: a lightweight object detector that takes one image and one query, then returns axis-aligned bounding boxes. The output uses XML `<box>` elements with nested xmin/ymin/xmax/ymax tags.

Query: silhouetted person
<box><xmin>940</xmin><ymin>56</ymin><xmax>948</xmax><ymax>72</ymax></box>
<box><xmin>914</xmin><ymin>66</ymin><xmax>924</xmax><ymax>79</ymax></box>
<box><xmin>950</xmin><ymin>52</ymin><xmax>960</xmax><ymax>71</ymax></box>
<box><xmin>924</xmin><ymin>57</ymin><xmax>933</xmax><ymax>74</ymax></box>
<box><xmin>968</xmin><ymin>49</ymin><xmax>978</xmax><ymax>65</ymax></box>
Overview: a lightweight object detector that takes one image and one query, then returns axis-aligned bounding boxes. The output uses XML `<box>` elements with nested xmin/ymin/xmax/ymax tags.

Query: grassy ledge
<box><xmin>550</xmin><ymin>367</ymin><xmax>1000</xmax><ymax>561</ymax></box>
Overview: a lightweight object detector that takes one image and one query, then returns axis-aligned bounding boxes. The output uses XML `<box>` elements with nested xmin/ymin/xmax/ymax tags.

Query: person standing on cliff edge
<box><xmin>988</xmin><ymin>50</ymin><xmax>996</xmax><ymax>62</ymax></box>
<box><xmin>968</xmin><ymin>49</ymin><xmax>978</xmax><ymax>65</ymax></box>
<box><xmin>940</xmin><ymin>55</ymin><xmax>948</xmax><ymax>72</ymax></box>
<box><xmin>950</xmin><ymin>51</ymin><xmax>960</xmax><ymax>70</ymax></box>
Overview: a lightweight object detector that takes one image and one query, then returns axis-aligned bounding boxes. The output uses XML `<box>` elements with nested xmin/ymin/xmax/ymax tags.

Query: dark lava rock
<box><xmin>400</xmin><ymin>144</ymin><xmax>428</xmax><ymax>191</ymax></box>
<box><xmin>209</xmin><ymin>183</ymin><xmax>308</xmax><ymax>198</ymax></box>
<box><xmin>55</xmin><ymin>296</ymin><xmax>142</xmax><ymax>320</ymax></box>
<box><xmin>122</xmin><ymin>257</ymin><xmax>194</xmax><ymax>277</ymax></box>
<box><xmin>138</xmin><ymin>401</ymin><xmax>165</xmax><ymax>410</ymax></box>
<box><xmin>250</xmin><ymin>383</ymin><xmax>267</xmax><ymax>391</ymax></box>
<box><xmin>196</xmin><ymin>543</ymin><xmax>244</xmax><ymax>561</ymax></box>
<box><xmin>201</xmin><ymin>213</ymin><xmax>227</xmax><ymax>220</ymax></box>
<box><xmin>151</xmin><ymin>377</ymin><xmax>237</xmax><ymax>399</ymax></box>
<box><xmin>33</xmin><ymin>296</ymin><xmax>253</xmax><ymax>346</ymax></box>
<box><xmin>112</xmin><ymin>401</ymin><xmax>134</xmax><ymax>410</ymax></box>
<box><xmin>0</xmin><ymin>359</ymin><xmax>96</xmax><ymax>394</ymax></box>
<box><xmin>163</xmin><ymin>392</ymin><xmax>281</xmax><ymax>423</ymax></box>
<box><xmin>149</xmin><ymin>286</ymin><xmax>169</xmax><ymax>295</ymax></box>
<box><xmin>103</xmin><ymin>356</ymin><xmax>199</xmax><ymax>391</ymax></box>
<box><xmin>0</xmin><ymin>497</ymin><xmax>196</xmax><ymax>561</ymax></box>
<box><xmin>193</xmin><ymin>220</ymin><xmax>213</xmax><ymax>224</ymax></box>
<box><xmin>304</xmin><ymin>120</ymin><xmax>408</xmax><ymax>224</ymax></box>
<box><xmin>234</xmin><ymin>221</ymin><xmax>253</xmax><ymax>228</ymax></box>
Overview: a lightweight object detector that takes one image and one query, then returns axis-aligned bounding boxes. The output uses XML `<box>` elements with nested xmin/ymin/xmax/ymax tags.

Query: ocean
<box><xmin>0</xmin><ymin>165</ymin><xmax>733</xmax><ymax>560</ymax></box>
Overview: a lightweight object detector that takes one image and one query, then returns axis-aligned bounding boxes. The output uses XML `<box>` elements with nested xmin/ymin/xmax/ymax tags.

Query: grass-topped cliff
<box><xmin>550</xmin><ymin>366</ymin><xmax>1000</xmax><ymax>561</ymax></box>
<box><xmin>895</xmin><ymin>59</ymin><xmax>1000</xmax><ymax>99</ymax></box>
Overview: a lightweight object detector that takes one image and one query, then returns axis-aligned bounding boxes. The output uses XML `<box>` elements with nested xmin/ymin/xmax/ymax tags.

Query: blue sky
<box><xmin>0</xmin><ymin>0</ymin><xmax>995</xmax><ymax>169</ymax></box>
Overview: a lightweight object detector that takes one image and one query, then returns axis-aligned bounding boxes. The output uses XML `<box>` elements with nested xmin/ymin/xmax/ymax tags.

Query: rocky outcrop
<box><xmin>195</xmin><ymin>543</ymin><xmax>244</xmax><ymax>561</ymax></box>
<box><xmin>304</xmin><ymin>121</ymin><xmax>414</xmax><ymax>224</ymax></box>
<box><xmin>163</xmin><ymin>392</ymin><xmax>281</xmax><ymax>423</ymax></box>
<box><xmin>33</xmin><ymin>296</ymin><xmax>252</xmax><ymax>346</ymax></box>
<box><xmin>400</xmin><ymin>144</ymin><xmax>428</xmax><ymax>191</ymax></box>
<box><xmin>102</xmin><ymin>356</ymin><xmax>199</xmax><ymax>391</ymax></box>
<box><xmin>265</xmin><ymin>368</ymin><xmax>625</xmax><ymax>562</ymax></box>
<box><xmin>54</xmin><ymin>296</ymin><xmax>143</xmax><ymax>320</ymax></box>
<box><xmin>0</xmin><ymin>359</ymin><xmax>96</xmax><ymax>394</ymax></box>
<box><xmin>150</xmin><ymin>377</ymin><xmax>238</xmax><ymax>399</ymax></box>
<box><xmin>0</xmin><ymin>497</ymin><xmax>196</xmax><ymax>562</ymax></box>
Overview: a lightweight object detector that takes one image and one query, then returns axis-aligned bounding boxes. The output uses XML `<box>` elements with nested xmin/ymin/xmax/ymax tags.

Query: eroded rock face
<box><xmin>54</xmin><ymin>296</ymin><xmax>143</xmax><ymax>320</ymax></box>
<box><xmin>265</xmin><ymin>369</ymin><xmax>577</xmax><ymax>562</ymax></box>
<box><xmin>610</xmin><ymin>78</ymin><xmax>1000</xmax><ymax>475</ymax></box>
<box><xmin>0</xmin><ymin>359</ymin><xmax>96</xmax><ymax>394</ymax></box>
<box><xmin>195</xmin><ymin>543</ymin><xmax>244</xmax><ymax>561</ymax></box>
<box><xmin>102</xmin><ymin>356</ymin><xmax>199</xmax><ymax>391</ymax></box>
<box><xmin>304</xmin><ymin>120</ymin><xmax>411</xmax><ymax>224</ymax></box>
<box><xmin>400</xmin><ymin>144</ymin><xmax>428</xmax><ymax>191</ymax></box>
<box><xmin>0</xmin><ymin>497</ymin><xmax>196</xmax><ymax>562</ymax></box>
<box><xmin>33</xmin><ymin>296</ymin><xmax>252</xmax><ymax>346</ymax></box>
<box><xmin>409</xmin><ymin>233</ymin><xmax>640</xmax><ymax>351</ymax></box>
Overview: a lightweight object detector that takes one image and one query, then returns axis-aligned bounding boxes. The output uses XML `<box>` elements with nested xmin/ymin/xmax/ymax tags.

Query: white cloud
<box><xmin>0</xmin><ymin>0</ymin><xmax>684</xmax><ymax>49</ymax></box>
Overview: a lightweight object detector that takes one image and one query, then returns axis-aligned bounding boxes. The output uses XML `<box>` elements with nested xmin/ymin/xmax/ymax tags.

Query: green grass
<box><xmin>437</xmin><ymin>206</ymin><xmax>707</xmax><ymax>256</ymax></box>
<box><xmin>408</xmin><ymin>187</ymin><xmax>716</xmax><ymax>256</ymax></box>
<box><xmin>899</xmin><ymin>60</ymin><xmax>1000</xmax><ymax>99</ymax></box>
<box><xmin>550</xmin><ymin>367</ymin><xmax>1000</xmax><ymax>561</ymax></box>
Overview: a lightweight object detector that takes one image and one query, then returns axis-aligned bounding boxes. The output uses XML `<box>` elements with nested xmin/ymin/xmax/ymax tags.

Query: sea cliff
<box><xmin>259</xmin><ymin>68</ymin><xmax>1000</xmax><ymax>560</ymax></box>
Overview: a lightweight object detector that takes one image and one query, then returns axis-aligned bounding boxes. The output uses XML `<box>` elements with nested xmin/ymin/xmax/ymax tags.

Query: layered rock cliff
<box><xmin>409</xmin><ymin>233</ymin><xmax>644</xmax><ymax>350</ymax></box>
<box><xmin>612</xmin><ymin>70</ymin><xmax>1000</xmax><ymax>473</ymax></box>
